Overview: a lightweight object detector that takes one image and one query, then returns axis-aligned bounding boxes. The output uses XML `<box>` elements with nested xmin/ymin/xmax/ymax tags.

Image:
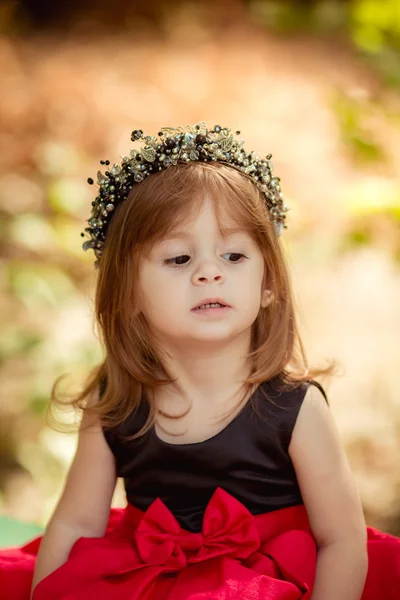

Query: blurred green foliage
<box><xmin>248</xmin><ymin>0</ymin><xmax>349</xmax><ymax>34</ymax></box>
<box><xmin>351</xmin><ymin>0</ymin><xmax>400</xmax><ymax>54</ymax></box>
<box><xmin>351</xmin><ymin>0</ymin><xmax>400</xmax><ymax>87</ymax></box>
<box><xmin>330</xmin><ymin>91</ymin><xmax>387</xmax><ymax>164</ymax></box>
<box><xmin>248</xmin><ymin>1</ymin><xmax>400</xmax><ymax>86</ymax></box>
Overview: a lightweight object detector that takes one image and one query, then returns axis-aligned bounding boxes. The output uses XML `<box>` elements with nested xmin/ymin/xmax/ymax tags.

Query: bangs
<box><xmin>128</xmin><ymin>161</ymin><xmax>267</xmax><ymax>255</ymax></box>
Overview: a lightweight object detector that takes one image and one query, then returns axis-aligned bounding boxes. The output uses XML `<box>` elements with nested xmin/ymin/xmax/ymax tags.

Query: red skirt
<box><xmin>0</xmin><ymin>487</ymin><xmax>399</xmax><ymax>599</ymax></box>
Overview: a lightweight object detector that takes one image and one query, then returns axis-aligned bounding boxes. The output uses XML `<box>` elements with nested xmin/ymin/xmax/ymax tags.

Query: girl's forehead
<box><xmin>163</xmin><ymin>223</ymin><xmax>246</xmax><ymax>241</ymax></box>
<box><xmin>141</xmin><ymin>191</ymin><xmax>256</xmax><ymax>254</ymax></box>
<box><xmin>165</xmin><ymin>201</ymin><xmax>249</xmax><ymax>238</ymax></box>
<box><xmin>143</xmin><ymin>218</ymin><xmax>256</xmax><ymax>259</ymax></box>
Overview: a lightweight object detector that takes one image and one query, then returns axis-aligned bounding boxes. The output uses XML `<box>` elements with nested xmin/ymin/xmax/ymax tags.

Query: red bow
<box><xmin>134</xmin><ymin>487</ymin><xmax>261</xmax><ymax>569</ymax></box>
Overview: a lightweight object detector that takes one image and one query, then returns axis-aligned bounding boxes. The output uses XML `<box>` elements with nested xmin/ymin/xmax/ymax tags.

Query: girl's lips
<box><xmin>191</xmin><ymin>306</ymin><xmax>232</xmax><ymax>315</ymax></box>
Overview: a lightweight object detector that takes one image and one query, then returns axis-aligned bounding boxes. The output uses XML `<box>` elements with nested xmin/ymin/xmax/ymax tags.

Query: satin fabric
<box><xmin>1</xmin><ymin>487</ymin><xmax>400</xmax><ymax>599</ymax></box>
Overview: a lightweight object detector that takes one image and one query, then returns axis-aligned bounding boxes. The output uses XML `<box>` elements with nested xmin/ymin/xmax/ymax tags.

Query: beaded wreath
<box><xmin>81</xmin><ymin>122</ymin><xmax>289</xmax><ymax>268</ymax></box>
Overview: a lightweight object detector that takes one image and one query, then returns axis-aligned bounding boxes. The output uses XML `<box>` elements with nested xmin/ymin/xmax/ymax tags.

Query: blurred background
<box><xmin>0</xmin><ymin>0</ymin><xmax>400</xmax><ymax>536</ymax></box>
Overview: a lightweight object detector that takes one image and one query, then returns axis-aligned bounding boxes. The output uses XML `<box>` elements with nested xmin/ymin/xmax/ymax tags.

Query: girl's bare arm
<box><xmin>289</xmin><ymin>384</ymin><xmax>368</xmax><ymax>600</ymax></box>
<box><xmin>30</xmin><ymin>390</ymin><xmax>117</xmax><ymax>598</ymax></box>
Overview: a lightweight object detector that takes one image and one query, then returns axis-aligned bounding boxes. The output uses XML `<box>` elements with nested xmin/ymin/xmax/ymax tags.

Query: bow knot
<box><xmin>134</xmin><ymin>488</ymin><xmax>260</xmax><ymax>570</ymax></box>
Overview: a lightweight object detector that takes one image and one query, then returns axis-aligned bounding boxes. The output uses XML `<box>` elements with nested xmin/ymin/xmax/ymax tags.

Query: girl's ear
<box><xmin>261</xmin><ymin>289</ymin><xmax>273</xmax><ymax>308</ymax></box>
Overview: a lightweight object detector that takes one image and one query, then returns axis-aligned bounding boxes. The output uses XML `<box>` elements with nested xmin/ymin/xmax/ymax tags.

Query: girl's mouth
<box><xmin>192</xmin><ymin>303</ymin><xmax>231</xmax><ymax>315</ymax></box>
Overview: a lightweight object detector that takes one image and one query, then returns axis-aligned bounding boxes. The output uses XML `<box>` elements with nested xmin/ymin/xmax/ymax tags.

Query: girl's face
<box><xmin>137</xmin><ymin>196</ymin><xmax>270</xmax><ymax>353</ymax></box>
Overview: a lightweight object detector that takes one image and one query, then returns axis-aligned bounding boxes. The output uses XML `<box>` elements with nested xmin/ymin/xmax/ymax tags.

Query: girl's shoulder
<box><xmin>251</xmin><ymin>375</ymin><xmax>329</xmax><ymax>449</ymax></box>
<box><xmin>98</xmin><ymin>376</ymin><xmax>149</xmax><ymax>449</ymax></box>
<box><xmin>256</xmin><ymin>374</ymin><xmax>328</xmax><ymax>410</ymax></box>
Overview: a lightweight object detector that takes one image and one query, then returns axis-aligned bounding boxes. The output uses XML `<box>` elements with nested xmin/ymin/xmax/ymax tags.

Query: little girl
<box><xmin>1</xmin><ymin>123</ymin><xmax>399</xmax><ymax>600</ymax></box>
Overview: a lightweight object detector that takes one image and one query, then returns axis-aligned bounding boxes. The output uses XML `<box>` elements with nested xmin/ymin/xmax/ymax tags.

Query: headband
<box><xmin>81</xmin><ymin>122</ymin><xmax>289</xmax><ymax>268</ymax></box>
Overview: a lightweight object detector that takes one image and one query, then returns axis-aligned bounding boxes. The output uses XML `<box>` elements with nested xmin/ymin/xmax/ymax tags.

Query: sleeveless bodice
<box><xmin>101</xmin><ymin>376</ymin><xmax>328</xmax><ymax>532</ymax></box>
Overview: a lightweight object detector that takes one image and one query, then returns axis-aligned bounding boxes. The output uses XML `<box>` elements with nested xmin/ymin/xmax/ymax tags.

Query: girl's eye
<box><xmin>163</xmin><ymin>253</ymin><xmax>247</xmax><ymax>267</ymax></box>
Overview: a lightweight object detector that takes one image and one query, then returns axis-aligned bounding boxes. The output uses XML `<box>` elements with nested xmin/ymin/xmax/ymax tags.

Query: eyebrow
<box><xmin>163</xmin><ymin>226</ymin><xmax>246</xmax><ymax>241</ymax></box>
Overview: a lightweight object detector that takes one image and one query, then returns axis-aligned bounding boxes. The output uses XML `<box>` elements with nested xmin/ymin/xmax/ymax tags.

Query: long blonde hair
<box><xmin>49</xmin><ymin>161</ymin><xmax>338</xmax><ymax>440</ymax></box>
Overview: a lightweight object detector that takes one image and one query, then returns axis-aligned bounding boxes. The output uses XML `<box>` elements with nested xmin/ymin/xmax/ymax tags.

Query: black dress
<box><xmin>101</xmin><ymin>375</ymin><xmax>329</xmax><ymax>532</ymax></box>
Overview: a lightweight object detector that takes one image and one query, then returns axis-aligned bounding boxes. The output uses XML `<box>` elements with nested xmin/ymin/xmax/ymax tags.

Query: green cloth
<box><xmin>0</xmin><ymin>515</ymin><xmax>44</xmax><ymax>548</ymax></box>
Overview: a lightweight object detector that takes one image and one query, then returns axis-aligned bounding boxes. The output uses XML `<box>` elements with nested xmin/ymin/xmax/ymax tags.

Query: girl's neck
<box><xmin>151</xmin><ymin>344</ymin><xmax>254</xmax><ymax>407</ymax></box>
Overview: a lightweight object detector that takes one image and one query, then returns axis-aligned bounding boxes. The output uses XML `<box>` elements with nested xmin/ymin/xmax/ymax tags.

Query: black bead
<box><xmin>236</xmin><ymin>130</ymin><xmax>241</xmax><ymax>135</ymax></box>
<box><xmin>131</xmin><ymin>129</ymin><xmax>142</xmax><ymax>141</ymax></box>
<box><xmin>81</xmin><ymin>232</ymin><xmax>84</xmax><ymax>237</ymax></box>
<box><xmin>105</xmin><ymin>160</ymin><xmax>110</xmax><ymax>165</ymax></box>
<box><xmin>195</xmin><ymin>134</ymin><xmax>206</xmax><ymax>145</ymax></box>
<box><xmin>87</xmin><ymin>178</ymin><xmax>94</xmax><ymax>184</ymax></box>
<box><xmin>100</xmin><ymin>160</ymin><xmax>105</xmax><ymax>165</ymax></box>
<box><xmin>105</xmin><ymin>171</ymin><xmax>110</xmax><ymax>176</ymax></box>
<box><xmin>91</xmin><ymin>201</ymin><xmax>95</xmax><ymax>206</ymax></box>
<box><xmin>158</xmin><ymin>131</ymin><xmax>163</xmax><ymax>136</ymax></box>
<box><xmin>165</xmin><ymin>138</ymin><xmax>176</xmax><ymax>149</ymax></box>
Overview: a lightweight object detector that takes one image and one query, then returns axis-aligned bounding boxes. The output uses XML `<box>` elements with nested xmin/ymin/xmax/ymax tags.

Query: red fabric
<box><xmin>0</xmin><ymin>487</ymin><xmax>399</xmax><ymax>599</ymax></box>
